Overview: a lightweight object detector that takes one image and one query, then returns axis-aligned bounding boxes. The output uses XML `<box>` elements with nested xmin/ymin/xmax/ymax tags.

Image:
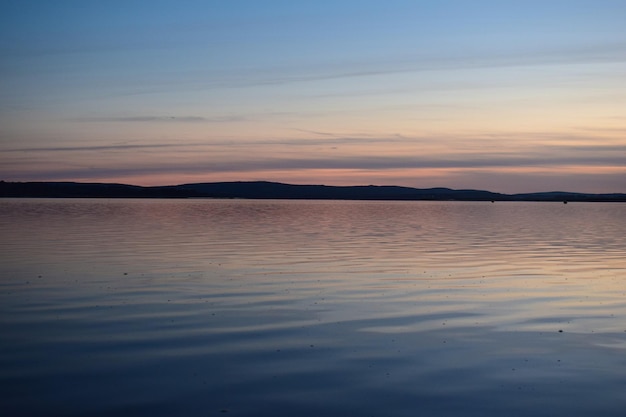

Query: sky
<box><xmin>1</xmin><ymin>0</ymin><xmax>625</xmax><ymax>193</ymax></box>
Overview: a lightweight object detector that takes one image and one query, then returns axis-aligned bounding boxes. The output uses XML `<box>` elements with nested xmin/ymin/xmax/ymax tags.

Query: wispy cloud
<box><xmin>71</xmin><ymin>115</ymin><xmax>244</xmax><ymax>123</ymax></box>
<box><xmin>191</xmin><ymin>154</ymin><xmax>626</xmax><ymax>172</ymax></box>
<box><xmin>5</xmin><ymin>132</ymin><xmax>626</xmax><ymax>155</ymax></box>
<box><xmin>290</xmin><ymin>128</ymin><xmax>341</xmax><ymax>137</ymax></box>
<box><xmin>195</xmin><ymin>41</ymin><xmax>626</xmax><ymax>90</ymax></box>
<box><xmin>2</xmin><ymin>143</ymin><xmax>208</xmax><ymax>153</ymax></box>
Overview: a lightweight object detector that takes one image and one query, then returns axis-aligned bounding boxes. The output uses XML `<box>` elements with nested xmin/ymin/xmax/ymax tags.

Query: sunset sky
<box><xmin>1</xmin><ymin>0</ymin><xmax>625</xmax><ymax>193</ymax></box>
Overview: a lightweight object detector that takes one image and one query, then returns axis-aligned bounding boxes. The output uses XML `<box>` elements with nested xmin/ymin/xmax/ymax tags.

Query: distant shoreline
<box><xmin>1</xmin><ymin>180</ymin><xmax>625</xmax><ymax>202</ymax></box>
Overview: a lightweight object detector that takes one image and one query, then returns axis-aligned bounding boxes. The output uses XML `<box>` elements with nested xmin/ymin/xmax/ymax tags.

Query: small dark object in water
<box><xmin>558</xmin><ymin>330</ymin><xmax>563</xmax><ymax>333</ymax></box>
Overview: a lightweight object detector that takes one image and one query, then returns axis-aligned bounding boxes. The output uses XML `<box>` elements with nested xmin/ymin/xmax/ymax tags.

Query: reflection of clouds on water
<box><xmin>1</xmin><ymin>199</ymin><xmax>625</xmax><ymax>416</ymax></box>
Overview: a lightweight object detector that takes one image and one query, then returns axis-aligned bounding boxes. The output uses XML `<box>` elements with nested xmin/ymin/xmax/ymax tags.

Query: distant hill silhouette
<box><xmin>1</xmin><ymin>180</ymin><xmax>625</xmax><ymax>202</ymax></box>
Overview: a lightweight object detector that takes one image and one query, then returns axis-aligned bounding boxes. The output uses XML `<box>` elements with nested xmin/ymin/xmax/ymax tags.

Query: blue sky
<box><xmin>1</xmin><ymin>0</ymin><xmax>625</xmax><ymax>192</ymax></box>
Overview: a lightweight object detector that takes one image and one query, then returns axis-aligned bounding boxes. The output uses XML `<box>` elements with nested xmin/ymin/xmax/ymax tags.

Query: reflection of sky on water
<box><xmin>1</xmin><ymin>199</ymin><xmax>625</xmax><ymax>416</ymax></box>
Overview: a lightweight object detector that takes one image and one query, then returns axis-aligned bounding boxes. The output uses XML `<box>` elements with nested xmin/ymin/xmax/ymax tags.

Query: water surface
<box><xmin>1</xmin><ymin>199</ymin><xmax>625</xmax><ymax>416</ymax></box>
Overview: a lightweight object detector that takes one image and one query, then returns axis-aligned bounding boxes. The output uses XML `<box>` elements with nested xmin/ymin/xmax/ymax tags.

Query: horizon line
<box><xmin>2</xmin><ymin>179</ymin><xmax>626</xmax><ymax>197</ymax></box>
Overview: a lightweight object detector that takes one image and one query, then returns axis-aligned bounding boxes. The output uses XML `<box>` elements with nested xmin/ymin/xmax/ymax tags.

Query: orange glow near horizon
<box><xmin>43</xmin><ymin>161</ymin><xmax>623</xmax><ymax>195</ymax></box>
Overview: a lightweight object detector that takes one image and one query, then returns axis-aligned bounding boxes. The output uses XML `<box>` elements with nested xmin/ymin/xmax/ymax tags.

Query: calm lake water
<box><xmin>1</xmin><ymin>198</ymin><xmax>625</xmax><ymax>416</ymax></box>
